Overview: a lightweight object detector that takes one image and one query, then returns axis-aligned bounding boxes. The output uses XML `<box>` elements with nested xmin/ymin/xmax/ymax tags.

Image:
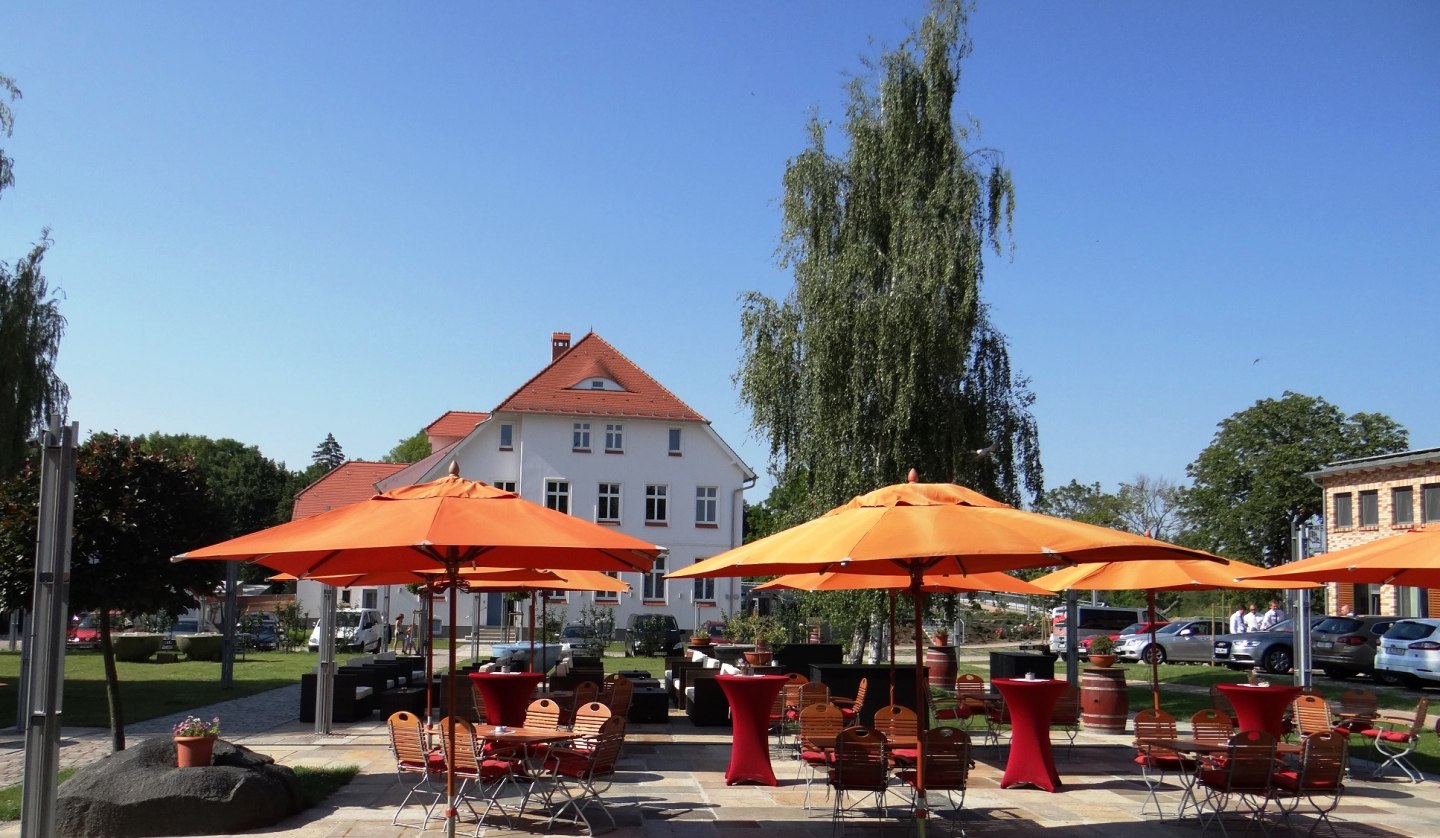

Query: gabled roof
<box><xmin>291</xmin><ymin>461</ymin><xmax>407</xmax><ymax>520</ymax></box>
<box><xmin>426</xmin><ymin>410</ymin><xmax>491</xmax><ymax>438</ymax></box>
<box><xmin>374</xmin><ymin>440</ymin><xmax>461</xmax><ymax>494</ymax></box>
<box><xmin>494</xmin><ymin>332</ymin><xmax>706</xmax><ymax>421</ymax></box>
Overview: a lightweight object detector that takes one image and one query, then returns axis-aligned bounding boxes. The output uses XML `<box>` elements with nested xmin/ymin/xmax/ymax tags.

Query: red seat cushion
<box><xmin>889</xmin><ymin>747</ymin><xmax>918</xmax><ymax>764</ymax></box>
<box><xmin>935</xmin><ymin>707</ymin><xmax>971</xmax><ymax>720</ymax></box>
<box><xmin>839</xmin><ymin>707</ymin><xmax>857</xmax><ymax>720</ymax></box>
<box><xmin>800</xmin><ymin>749</ymin><xmax>830</xmax><ymax>765</ymax></box>
<box><xmin>1272</xmin><ymin>769</ymin><xmax>1340</xmax><ymax>792</ymax></box>
<box><xmin>1359</xmin><ymin>729</ymin><xmax>1413</xmax><ymax>743</ymax></box>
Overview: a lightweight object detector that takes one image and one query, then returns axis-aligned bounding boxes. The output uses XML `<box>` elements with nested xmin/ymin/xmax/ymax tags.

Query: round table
<box><xmin>468</xmin><ymin>671</ymin><xmax>545</xmax><ymax>726</ymax></box>
<box><xmin>1215</xmin><ymin>683</ymin><xmax>1301</xmax><ymax>739</ymax></box>
<box><xmin>993</xmin><ymin>677</ymin><xmax>1068</xmax><ymax>792</ymax></box>
<box><xmin>715</xmin><ymin>674</ymin><xmax>787</xmax><ymax>786</ymax></box>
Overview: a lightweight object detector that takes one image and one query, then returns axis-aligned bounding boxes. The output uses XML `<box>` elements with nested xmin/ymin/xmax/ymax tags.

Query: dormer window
<box><xmin>590</xmin><ymin>380</ymin><xmax>604</xmax><ymax>389</ymax></box>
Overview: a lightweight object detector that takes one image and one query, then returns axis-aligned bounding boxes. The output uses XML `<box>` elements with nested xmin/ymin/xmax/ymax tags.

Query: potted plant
<box><xmin>172</xmin><ymin>715</ymin><xmax>221</xmax><ymax>767</ymax></box>
<box><xmin>931</xmin><ymin>628</ymin><xmax>951</xmax><ymax>647</ymax></box>
<box><xmin>743</xmin><ymin>616</ymin><xmax>782</xmax><ymax>665</ymax></box>
<box><xmin>690</xmin><ymin>630</ymin><xmax>712</xmax><ymax>648</ymax></box>
<box><xmin>1088</xmin><ymin>635</ymin><xmax>1118</xmax><ymax>668</ymax></box>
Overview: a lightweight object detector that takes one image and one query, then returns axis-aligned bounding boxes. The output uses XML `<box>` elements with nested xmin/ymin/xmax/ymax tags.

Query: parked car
<box><xmin>1078</xmin><ymin>620</ymin><xmax>1169</xmax><ymax>659</ymax></box>
<box><xmin>307</xmin><ymin>607</ymin><xmax>386</xmax><ymax>653</ymax></box>
<box><xmin>1116</xmin><ymin>617</ymin><xmax>1226</xmax><ymax>664</ymax></box>
<box><xmin>1311</xmin><ymin>614</ymin><xmax>1402</xmax><ymax>682</ymax></box>
<box><xmin>1049</xmin><ymin>606</ymin><xmax>1147</xmax><ymax>659</ymax></box>
<box><xmin>1211</xmin><ymin>616</ymin><xmax>1324</xmax><ymax>674</ymax></box>
<box><xmin>67</xmin><ymin>613</ymin><xmax>100</xmax><ymax>649</ymax></box>
<box><xmin>164</xmin><ymin>618</ymin><xmax>201</xmax><ymax>650</ymax></box>
<box><xmin>1373</xmin><ymin>618</ymin><xmax>1440</xmax><ymax>688</ymax></box>
<box><xmin>626</xmin><ymin>613</ymin><xmax>681</xmax><ymax>656</ymax></box>
<box><xmin>560</xmin><ymin>623</ymin><xmax>606</xmax><ymax>657</ymax></box>
<box><xmin>239</xmin><ymin>617</ymin><xmax>280</xmax><ymax>652</ymax></box>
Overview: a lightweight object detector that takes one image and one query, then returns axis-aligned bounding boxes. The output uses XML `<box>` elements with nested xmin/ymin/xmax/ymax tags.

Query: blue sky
<box><xmin>3</xmin><ymin>2</ymin><xmax>1435</xmax><ymax>501</ymax></box>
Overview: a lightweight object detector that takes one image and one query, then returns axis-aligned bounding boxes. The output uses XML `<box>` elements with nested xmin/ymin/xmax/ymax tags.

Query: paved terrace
<box><xmin>1</xmin><ymin>678</ymin><xmax>1436</xmax><ymax>837</ymax></box>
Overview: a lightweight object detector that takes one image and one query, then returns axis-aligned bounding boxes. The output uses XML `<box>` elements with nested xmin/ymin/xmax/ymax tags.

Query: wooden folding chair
<box><xmin>535</xmin><ymin>716</ymin><xmax>627</xmax><ymax>834</ymax></box>
<box><xmin>434</xmin><ymin>716</ymin><xmax>516</xmax><ymax>832</ymax></box>
<box><xmin>1356</xmin><ymin>697</ymin><xmax>1428</xmax><ymax>783</ymax></box>
<box><xmin>828</xmin><ymin>727</ymin><xmax>891</xmax><ymax>835</ymax></box>
<box><xmin>896</xmin><ymin>726</ymin><xmax>973</xmax><ymax>819</ymax></box>
<box><xmin>1191</xmin><ymin>708</ymin><xmax>1235</xmax><ymax>746</ymax></box>
<box><xmin>1132</xmin><ymin>707</ymin><xmax>1193</xmax><ymax>820</ymax></box>
<box><xmin>386</xmin><ymin>710</ymin><xmax>446</xmax><ymax>829</ymax></box>
<box><xmin>1272</xmin><ymin>730</ymin><xmax>1347</xmax><ymax>838</ymax></box>
<box><xmin>871</xmin><ymin>704</ymin><xmax>919</xmax><ymax>766</ymax></box>
<box><xmin>832</xmin><ymin>678</ymin><xmax>868</xmax><ymax>723</ymax></box>
<box><xmin>1050</xmin><ymin>682</ymin><xmax>1081</xmax><ymax>755</ymax></box>
<box><xmin>1193</xmin><ymin>730</ymin><xmax>1278</xmax><ymax>838</ymax></box>
<box><xmin>1288</xmin><ymin>694</ymin><xmax>1333</xmax><ymax>740</ymax></box>
<box><xmin>797</xmin><ymin>702</ymin><xmax>846</xmax><ymax>809</ymax></box>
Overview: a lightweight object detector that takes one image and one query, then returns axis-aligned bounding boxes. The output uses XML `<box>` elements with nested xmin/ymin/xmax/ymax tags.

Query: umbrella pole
<box><xmin>529</xmin><ymin>593</ymin><xmax>537</xmax><ymax>673</ymax></box>
<box><xmin>889</xmin><ymin>590</ymin><xmax>897</xmax><ymax>706</ymax></box>
<box><xmin>910</xmin><ymin>568</ymin><xmax>928</xmax><ymax>827</ymax></box>
<box><xmin>1148</xmin><ymin>591</ymin><xmax>1159</xmax><ymax>712</ymax></box>
<box><xmin>445</xmin><ymin>566</ymin><xmax>460</xmax><ymax>838</ymax></box>
<box><xmin>423</xmin><ymin>582</ymin><xmax>435</xmax><ymax>722</ymax></box>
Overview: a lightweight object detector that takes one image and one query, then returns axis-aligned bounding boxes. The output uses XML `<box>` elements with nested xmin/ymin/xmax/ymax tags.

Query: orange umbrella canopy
<box><xmin>668</xmin><ymin>479</ymin><xmax>1220</xmax><ymax>581</ymax></box>
<box><xmin>756</xmin><ymin>568</ymin><xmax>1050</xmax><ymax>596</ymax></box>
<box><xmin>266</xmin><ymin>567</ymin><xmax>565</xmax><ymax>589</ymax></box>
<box><xmin>1031</xmin><ymin>556</ymin><xmax>1318</xmax><ymax>593</ymax></box>
<box><xmin>175</xmin><ymin>473</ymin><xmax>664</xmax><ymax>577</ymax></box>
<box><xmin>1239</xmin><ymin>528</ymin><xmax>1440</xmax><ymax>588</ymax></box>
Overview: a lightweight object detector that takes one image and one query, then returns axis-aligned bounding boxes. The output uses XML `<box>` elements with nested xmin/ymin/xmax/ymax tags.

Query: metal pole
<box><xmin>1294</xmin><ymin>518</ymin><xmax>1313</xmax><ymax>688</ymax></box>
<box><xmin>1064</xmin><ymin>590</ymin><xmax>1079</xmax><ymax>684</ymax></box>
<box><xmin>20</xmin><ymin>418</ymin><xmax>77</xmax><ymax>838</ymax></box>
<box><xmin>220</xmin><ymin>561</ymin><xmax>238</xmax><ymax>687</ymax></box>
<box><xmin>315</xmin><ymin>585</ymin><xmax>337</xmax><ymax>734</ymax></box>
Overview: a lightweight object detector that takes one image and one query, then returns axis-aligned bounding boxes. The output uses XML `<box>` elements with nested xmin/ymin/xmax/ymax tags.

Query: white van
<box><xmin>1049</xmin><ymin>605</ymin><xmax>1146</xmax><ymax>658</ymax></box>
<box><xmin>307</xmin><ymin>608</ymin><xmax>386</xmax><ymax>653</ymax></box>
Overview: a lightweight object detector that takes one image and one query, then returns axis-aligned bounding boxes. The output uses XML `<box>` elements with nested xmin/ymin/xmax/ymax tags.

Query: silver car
<box><xmin>1115</xmin><ymin>617</ymin><xmax>1227</xmax><ymax>665</ymax></box>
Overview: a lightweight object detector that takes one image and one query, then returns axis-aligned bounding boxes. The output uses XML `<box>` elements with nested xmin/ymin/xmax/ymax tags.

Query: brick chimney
<box><xmin>551</xmin><ymin>331</ymin><xmax>572</xmax><ymax>361</ymax></box>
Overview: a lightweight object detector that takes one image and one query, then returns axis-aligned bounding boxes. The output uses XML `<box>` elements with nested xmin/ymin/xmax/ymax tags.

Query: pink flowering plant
<box><xmin>172</xmin><ymin>715</ymin><xmax>221</xmax><ymax>738</ymax></box>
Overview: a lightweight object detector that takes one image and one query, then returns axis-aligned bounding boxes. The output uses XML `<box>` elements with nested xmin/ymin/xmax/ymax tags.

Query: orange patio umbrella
<box><xmin>667</xmin><ymin>471</ymin><xmax>1220</xmax><ymax>817</ymax></box>
<box><xmin>1238</xmin><ymin>527</ymin><xmax>1440</xmax><ymax>588</ymax></box>
<box><xmin>177</xmin><ymin>467</ymin><xmax>662</xmax><ymax>838</ymax></box>
<box><xmin>1032</xmin><ymin>556</ymin><xmax>1317</xmax><ymax>709</ymax></box>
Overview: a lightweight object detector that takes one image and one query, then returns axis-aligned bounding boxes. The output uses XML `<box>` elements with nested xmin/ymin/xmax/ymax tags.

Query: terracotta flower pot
<box><xmin>1088</xmin><ymin>654</ymin><xmax>1117</xmax><ymax>669</ymax></box>
<box><xmin>174</xmin><ymin>735</ymin><xmax>216</xmax><ymax>768</ymax></box>
<box><xmin>690</xmin><ymin>637</ymin><xmax>711</xmax><ymax>648</ymax></box>
<box><xmin>743</xmin><ymin>651</ymin><xmax>773</xmax><ymax>666</ymax></box>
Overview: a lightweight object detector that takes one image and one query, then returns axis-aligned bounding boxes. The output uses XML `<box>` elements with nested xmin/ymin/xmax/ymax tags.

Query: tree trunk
<box><xmin>97</xmin><ymin>611</ymin><xmax>126</xmax><ymax>751</ymax></box>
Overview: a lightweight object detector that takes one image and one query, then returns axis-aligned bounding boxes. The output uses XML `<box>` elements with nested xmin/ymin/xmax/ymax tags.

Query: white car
<box><xmin>1373</xmin><ymin>618</ymin><xmax>1440</xmax><ymax>688</ymax></box>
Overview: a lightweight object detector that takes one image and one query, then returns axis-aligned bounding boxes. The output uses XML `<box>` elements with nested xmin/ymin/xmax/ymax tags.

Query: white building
<box><xmin>292</xmin><ymin>330</ymin><xmax>756</xmax><ymax>636</ymax></box>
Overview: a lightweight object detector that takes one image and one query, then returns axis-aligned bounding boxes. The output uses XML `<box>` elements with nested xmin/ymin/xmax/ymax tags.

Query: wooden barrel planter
<box><xmin>1080</xmin><ymin>666</ymin><xmax>1129</xmax><ymax>733</ymax></box>
<box><xmin>924</xmin><ymin>645</ymin><xmax>958</xmax><ymax>690</ymax></box>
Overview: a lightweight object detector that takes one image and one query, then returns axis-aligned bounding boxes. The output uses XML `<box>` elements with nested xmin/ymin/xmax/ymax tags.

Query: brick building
<box><xmin>1308</xmin><ymin>447</ymin><xmax>1440</xmax><ymax>618</ymax></box>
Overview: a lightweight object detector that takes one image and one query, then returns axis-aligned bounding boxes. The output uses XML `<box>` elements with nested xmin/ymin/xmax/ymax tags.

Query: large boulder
<box><xmin>55</xmin><ymin>737</ymin><xmax>305</xmax><ymax>837</ymax></box>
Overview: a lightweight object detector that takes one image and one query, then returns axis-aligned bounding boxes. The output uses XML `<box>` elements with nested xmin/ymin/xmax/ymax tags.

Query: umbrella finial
<box><xmin>448</xmin><ymin>461</ymin><xmax>460</xmax><ymax>477</ymax></box>
<box><xmin>907</xmin><ymin>468</ymin><xmax>918</xmax><ymax>484</ymax></box>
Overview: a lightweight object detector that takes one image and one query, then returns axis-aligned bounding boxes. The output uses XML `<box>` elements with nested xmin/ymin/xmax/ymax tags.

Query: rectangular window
<box><xmin>645</xmin><ymin>485</ymin><xmax>668</xmax><ymax>525</ymax></box>
<box><xmin>544</xmin><ymin>590</ymin><xmax>568</xmax><ymax>602</ymax></box>
<box><xmin>1393</xmin><ymin>486</ymin><xmax>1415</xmax><ymax>526</ymax></box>
<box><xmin>695</xmin><ymin>486</ymin><xmax>718</xmax><ymax>526</ymax></box>
<box><xmin>605</xmin><ymin>423</ymin><xmax>624</xmax><ymax>452</ymax></box>
<box><xmin>494</xmin><ymin>480</ymin><xmax>516</xmax><ymax>493</ymax></box>
<box><xmin>1424</xmin><ymin>484</ymin><xmax>1440</xmax><ymax>524</ymax></box>
<box><xmin>499</xmin><ymin>424</ymin><xmax>513</xmax><ymax>450</ymax></box>
<box><xmin>572</xmin><ymin>422</ymin><xmax>591</xmax><ymax>451</ymax></box>
<box><xmin>597</xmin><ymin>482</ymin><xmax>621</xmax><ymax>523</ymax></box>
<box><xmin>693</xmin><ymin>577</ymin><xmax>715</xmax><ymax>602</ymax></box>
<box><xmin>1333</xmin><ymin>493</ymin><xmax>1353</xmax><ymax>529</ymax></box>
<box><xmin>1359</xmin><ymin>490</ymin><xmax>1379</xmax><ymax>528</ymax></box>
<box><xmin>361</xmin><ymin>589</ymin><xmax>379</xmax><ymax>609</ymax></box>
<box><xmin>668</xmin><ymin>428</ymin><xmax>683</xmax><ymax>456</ymax></box>
<box><xmin>545</xmin><ymin>480</ymin><xmax>570</xmax><ymax>515</ymax></box>
<box><xmin>643</xmin><ymin>555</ymin><xmax>666</xmax><ymax>600</ymax></box>
<box><xmin>595</xmin><ymin>571</ymin><xmax>620</xmax><ymax>602</ymax></box>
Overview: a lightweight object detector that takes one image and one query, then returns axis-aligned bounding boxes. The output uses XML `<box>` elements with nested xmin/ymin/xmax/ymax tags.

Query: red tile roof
<box><xmin>291</xmin><ymin>461</ymin><xmax>407</xmax><ymax>520</ymax></box>
<box><xmin>494</xmin><ymin>332</ymin><xmax>706</xmax><ymax>421</ymax></box>
<box><xmin>426</xmin><ymin>410</ymin><xmax>490</xmax><ymax>438</ymax></box>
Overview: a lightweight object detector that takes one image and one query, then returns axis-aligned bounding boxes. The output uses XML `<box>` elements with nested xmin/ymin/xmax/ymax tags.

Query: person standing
<box><xmin>392</xmin><ymin>613</ymin><xmax>406</xmax><ymax>652</ymax></box>
<box><xmin>1243</xmin><ymin>603</ymin><xmax>1263</xmax><ymax>633</ymax></box>
<box><xmin>1230</xmin><ymin>605</ymin><xmax>1247</xmax><ymax>634</ymax></box>
<box><xmin>1260</xmin><ymin>600</ymin><xmax>1286</xmax><ymax>630</ymax></box>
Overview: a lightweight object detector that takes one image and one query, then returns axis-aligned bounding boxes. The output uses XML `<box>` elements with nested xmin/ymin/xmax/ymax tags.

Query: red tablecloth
<box><xmin>716</xmin><ymin>674</ymin><xmax>787</xmax><ymax>786</ymax></box>
<box><xmin>994</xmin><ymin>677</ymin><xmax>1068</xmax><ymax>792</ymax></box>
<box><xmin>468</xmin><ymin>671</ymin><xmax>545</xmax><ymax>727</ymax></box>
<box><xmin>1215</xmin><ymin>683</ymin><xmax>1301</xmax><ymax>739</ymax></box>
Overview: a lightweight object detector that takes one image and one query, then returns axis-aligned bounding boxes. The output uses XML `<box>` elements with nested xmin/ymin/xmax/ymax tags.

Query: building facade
<box><xmin>1309</xmin><ymin>447</ymin><xmax>1440</xmax><ymax>618</ymax></box>
<box><xmin>292</xmin><ymin>331</ymin><xmax>756</xmax><ymax>635</ymax></box>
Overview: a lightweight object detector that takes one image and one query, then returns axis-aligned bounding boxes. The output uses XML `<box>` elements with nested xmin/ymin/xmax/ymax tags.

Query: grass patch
<box><xmin>292</xmin><ymin>764</ymin><xmax>361</xmax><ymax>807</ymax></box>
<box><xmin>0</xmin><ymin>767</ymin><xmax>77</xmax><ymax>821</ymax></box>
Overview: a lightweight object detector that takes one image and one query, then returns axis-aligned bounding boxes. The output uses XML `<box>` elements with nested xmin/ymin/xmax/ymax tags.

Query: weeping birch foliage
<box><xmin>739</xmin><ymin>0</ymin><xmax>1040</xmax><ymax>522</ymax></box>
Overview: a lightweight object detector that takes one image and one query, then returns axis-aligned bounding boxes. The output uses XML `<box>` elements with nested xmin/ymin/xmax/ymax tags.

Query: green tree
<box><xmin>0</xmin><ymin>433</ymin><xmax>224</xmax><ymax>750</ymax></box>
<box><xmin>138</xmin><ymin>433</ymin><xmax>290</xmax><ymax>581</ymax></box>
<box><xmin>383</xmin><ymin>429</ymin><xmax>430</xmax><ymax>464</ymax></box>
<box><xmin>737</xmin><ymin>0</ymin><xmax>1037</xmax><ymax>518</ymax></box>
<box><xmin>311</xmin><ymin>433</ymin><xmax>345</xmax><ymax>471</ymax></box>
<box><xmin>1183</xmin><ymin>392</ymin><xmax>1408</xmax><ymax>566</ymax></box>
<box><xmin>0</xmin><ymin>72</ymin><xmax>68</xmax><ymax>477</ymax></box>
<box><xmin>1032</xmin><ymin>480</ymin><xmax>1127</xmax><ymax>529</ymax></box>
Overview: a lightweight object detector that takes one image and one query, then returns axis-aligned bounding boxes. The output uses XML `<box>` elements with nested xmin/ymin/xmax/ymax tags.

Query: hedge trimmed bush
<box><xmin>112</xmin><ymin>634</ymin><xmax>163</xmax><ymax>662</ymax></box>
<box><xmin>177</xmin><ymin>633</ymin><xmax>224</xmax><ymax>662</ymax></box>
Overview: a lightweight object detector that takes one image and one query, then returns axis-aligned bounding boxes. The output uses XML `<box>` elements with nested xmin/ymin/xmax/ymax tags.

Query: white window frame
<box><xmin>605</xmin><ymin>423</ymin><xmax>624</xmax><ymax>453</ymax></box>
<box><xmin>546</xmin><ymin>480</ymin><xmax>571</xmax><ymax>515</ymax></box>
<box><xmin>499</xmin><ymin>423</ymin><xmax>513</xmax><ymax>450</ymax></box>
<box><xmin>494</xmin><ymin>480</ymin><xmax>516</xmax><ymax>493</ymax></box>
<box><xmin>645</xmin><ymin>484</ymin><xmax>668</xmax><ymax>525</ymax></box>
<box><xmin>668</xmin><ymin>428</ymin><xmax>683</xmax><ymax>456</ymax></box>
<box><xmin>573</xmin><ymin>422</ymin><xmax>591</xmax><ymax>451</ymax></box>
<box><xmin>595</xmin><ymin>571</ymin><xmax>621</xmax><ymax>603</ymax></box>
<box><xmin>597</xmin><ymin>482</ymin><xmax>621</xmax><ymax>523</ymax></box>
<box><xmin>643</xmin><ymin>555</ymin><xmax>666</xmax><ymax>600</ymax></box>
<box><xmin>693</xmin><ymin>577</ymin><xmax>715</xmax><ymax>603</ymax></box>
<box><xmin>695</xmin><ymin>486</ymin><xmax>718</xmax><ymax>526</ymax></box>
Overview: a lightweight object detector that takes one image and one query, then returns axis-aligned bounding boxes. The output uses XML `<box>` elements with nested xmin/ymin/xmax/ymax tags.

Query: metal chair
<box><xmin>602</xmin><ymin>675</ymin><xmax>633</xmax><ymax>717</ymax></box>
<box><xmin>1356</xmin><ymin>697</ymin><xmax>1428</xmax><ymax>782</ymax></box>
<box><xmin>535</xmin><ymin>716</ymin><xmax>627</xmax><ymax>834</ymax></box>
<box><xmin>1288</xmin><ymin>694</ymin><xmax>1333</xmax><ymax>740</ymax></box>
<box><xmin>934</xmin><ymin>672</ymin><xmax>986</xmax><ymax>731</ymax></box>
<box><xmin>386</xmin><ymin>710</ymin><xmax>445</xmax><ymax>829</ymax></box>
<box><xmin>832</xmin><ymin>677</ymin><xmax>869</xmax><ymax>723</ymax></box>
<box><xmin>828</xmin><ymin>726</ymin><xmax>891</xmax><ymax>835</ymax></box>
<box><xmin>434</xmin><ymin>716</ymin><xmax>516</xmax><ymax>833</ymax></box>
<box><xmin>1132</xmin><ymin>707</ymin><xmax>1193</xmax><ymax>819</ymax></box>
<box><xmin>871</xmin><ymin>704</ymin><xmax>919</xmax><ymax>766</ymax></box>
<box><xmin>895</xmin><ymin>726</ymin><xmax>972</xmax><ymax>820</ymax></box>
<box><xmin>1330</xmin><ymin>688</ymin><xmax>1378</xmax><ymax>743</ymax></box>
<box><xmin>1191</xmin><ymin>708</ymin><xmax>1235</xmax><ymax>745</ymax></box>
<box><xmin>797</xmin><ymin>701</ymin><xmax>846</xmax><ymax>809</ymax></box>
<box><xmin>1050</xmin><ymin>682</ymin><xmax>1081</xmax><ymax>755</ymax></box>
<box><xmin>1272</xmin><ymin>730</ymin><xmax>1347</xmax><ymax>838</ymax></box>
<box><xmin>1193</xmin><ymin>729</ymin><xmax>1278</xmax><ymax>838</ymax></box>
